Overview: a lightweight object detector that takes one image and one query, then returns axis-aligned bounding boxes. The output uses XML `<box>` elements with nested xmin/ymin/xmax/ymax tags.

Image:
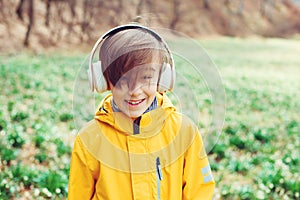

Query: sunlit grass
<box><xmin>0</xmin><ymin>37</ymin><xmax>299</xmax><ymax>199</ymax></box>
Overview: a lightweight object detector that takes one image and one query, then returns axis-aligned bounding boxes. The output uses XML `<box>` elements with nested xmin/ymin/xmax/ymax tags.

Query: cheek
<box><xmin>112</xmin><ymin>89</ymin><xmax>124</xmax><ymax>102</ymax></box>
<box><xmin>145</xmin><ymin>84</ymin><xmax>157</xmax><ymax>96</ymax></box>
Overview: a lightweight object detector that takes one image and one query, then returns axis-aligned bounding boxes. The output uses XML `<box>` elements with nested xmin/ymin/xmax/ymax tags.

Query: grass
<box><xmin>0</xmin><ymin>36</ymin><xmax>299</xmax><ymax>199</ymax></box>
<box><xmin>200</xmin><ymin>37</ymin><xmax>300</xmax><ymax>200</ymax></box>
<box><xmin>0</xmin><ymin>53</ymin><xmax>81</xmax><ymax>199</ymax></box>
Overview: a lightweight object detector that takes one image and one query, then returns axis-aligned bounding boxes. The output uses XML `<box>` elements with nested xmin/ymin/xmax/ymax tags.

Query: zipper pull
<box><xmin>156</xmin><ymin>157</ymin><xmax>163</xmax><ymax>181</ymax></box>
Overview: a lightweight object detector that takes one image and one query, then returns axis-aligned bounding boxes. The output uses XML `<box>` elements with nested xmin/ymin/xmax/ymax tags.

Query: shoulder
<box><xmin>72</xmin><ymin>120</ymin><xmax>98</xmax><ymax>149</ymax></box>
<box><xmin>75</xmin><ymin>119</ymin><xmax>106</xmax><ymax>152</ymax></box>
<box><xmin>78</xmin><ymin>119</ymin><xmax>101</xmax><ymax>135</ymax></box>
<box><xmin>169</xmin><ymin>111</ymin><xmax>198</xmax><ymax>131</ymax></box>
<box><xmin>166</xmin><ymin>111</ymin><xmax>200</xmax><ymax>146</ymax></box>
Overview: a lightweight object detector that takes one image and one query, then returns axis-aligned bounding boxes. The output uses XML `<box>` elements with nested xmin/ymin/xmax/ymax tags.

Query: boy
<box><xmin>68</xmin><ymin>25</ymin><xmax>215</xmax><ymax>199</ymax></box>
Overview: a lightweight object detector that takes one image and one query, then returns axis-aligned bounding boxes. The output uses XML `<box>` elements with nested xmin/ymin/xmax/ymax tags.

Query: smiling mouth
<box><xmin>126</xmin><ymin>99</ymin><xmax>145</xmax><ymax>106</ymax></box>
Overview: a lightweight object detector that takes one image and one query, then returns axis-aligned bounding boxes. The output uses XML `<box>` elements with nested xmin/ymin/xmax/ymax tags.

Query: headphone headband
<box><xmin>102</xmin><ymin>25</ymin><xmax>163</xmax><ymax>41</ymax></box>
<box><xmin>89</xmin><ymin>24</ymin><xmax>168</xmax><ymax>69</ymax></box>
<box><xmin>88</xmin><ymin>24</ymin><xmax>175</xmax><ymax>93</ymax></box>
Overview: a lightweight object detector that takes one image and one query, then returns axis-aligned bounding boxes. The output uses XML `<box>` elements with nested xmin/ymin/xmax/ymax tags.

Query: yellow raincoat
<box><xmin>68</xmin><ymin>93</ymin><xmax>215</xmax><ymax>200</ymax></box>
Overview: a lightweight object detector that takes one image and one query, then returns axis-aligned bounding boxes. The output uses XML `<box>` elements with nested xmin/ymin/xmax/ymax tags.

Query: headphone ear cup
<box><xmin>88</xmin><ymin>61</ymin><xmax>108</xmax><ymax>93</ymax></box>
<box><xmin>158</xmin><ymin>63</ymin><xmax>175</xmax><ymax>93</ymax></box>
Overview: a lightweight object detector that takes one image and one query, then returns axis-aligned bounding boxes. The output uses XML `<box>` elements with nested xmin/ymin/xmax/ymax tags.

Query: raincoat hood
<box><xmin>94</xmin><ymin>92</ymin><xmax>176</xmax><ymax>137</ymax></box>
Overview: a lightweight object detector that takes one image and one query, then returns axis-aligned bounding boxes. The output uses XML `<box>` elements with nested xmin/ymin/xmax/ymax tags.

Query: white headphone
<box><xmin>88</xmin><ymin>24</ymin><xmax>175</xmax><ymax>93</ymax></box>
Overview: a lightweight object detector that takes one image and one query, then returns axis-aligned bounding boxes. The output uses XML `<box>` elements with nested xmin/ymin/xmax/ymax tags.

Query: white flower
<box><xmin>42</xmin><ymin>188</ymin><xmax>52</xmax><ymax>197</ymax></box>
<box><xmin>268</xmin><ymin>183</ymin><xmax>274</xmax><ymax>189</ymax></box>
<box><xmin>256</xmin><ymin>190</ymin><xmax>265</xmax><ymax>199</ymax></box>
<box><xmin>55</xmin><ymin>188</ymin><xmax>61</xmax><ymax>194</ymax></box>
<box><xmin>34</xmin><ymin>189</ymin><xmax>40</xmax><ymax>196</ymax></box>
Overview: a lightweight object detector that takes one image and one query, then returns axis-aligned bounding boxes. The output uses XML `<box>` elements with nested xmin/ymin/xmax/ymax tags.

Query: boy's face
<box><xmin>109</xmin><ymin>63</ymin><xmax>160</xmax><ymax>119</ymax></box>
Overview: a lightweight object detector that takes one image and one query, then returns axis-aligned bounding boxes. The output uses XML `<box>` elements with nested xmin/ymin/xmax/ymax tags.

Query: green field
<box><xmin>0</xmin><ymin>37</ymin><xmax>299</xmax><ymax>199</ymax></box>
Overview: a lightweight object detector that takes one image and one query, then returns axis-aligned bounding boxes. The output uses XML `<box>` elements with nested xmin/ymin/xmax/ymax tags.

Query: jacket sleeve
<box><xmin>68</xmin><ymin>135</ymin><xmax>100</xmax><ymax>200</ymax></box>
<box><xmin>182</xmin><ymin>131</ymin><xmax>215</xmax><ymax>200</ymax></box>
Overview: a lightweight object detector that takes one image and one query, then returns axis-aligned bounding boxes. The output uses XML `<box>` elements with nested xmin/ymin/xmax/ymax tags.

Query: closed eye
<box><xmin>143</xmin><ymin>75</ymin><xmax>152</xmax><ymax>79</ymax></box>
<box><xmin>116</xmin><ymin>77</ymin><xmax>128</xmax><ymax>88</ymax></box>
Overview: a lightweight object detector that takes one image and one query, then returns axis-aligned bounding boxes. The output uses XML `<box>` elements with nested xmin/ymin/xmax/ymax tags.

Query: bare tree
<box><xmin>68</xmin><ymin>0</ymin><xmax>76</xmax><ymax>17</ymax></box>
<box><xmin>237</xmin><ymin>0</ymin><xmax>244</xmax><ymax>15</ymax></box>
<box><xmin>45</xmin><ymin>0</ymin><xmax>51</xmax><ymax>26</ymax></box>
<box><xmin>117</xmin><ymin>0</ymin><xmax>124</xmax><ymax>16</ymax></box>
<box><xmin>66</xmin><ymin>0</ymin><xmax>77</xmax><ymax>36</ymax></box>
<box><xmin>81</xmin><ymin>0</ymin><xmax>90</xmax><ymax>32</ymax></box>
<box><xmin>224</xmin><ymin>0</ymin><xmax>230</xmax><ymax>7</ymax></box>
<box><xmin>260</xmin><ymin>0</ymin><xmax>274</xmax><ymax>21</ymax></box>
<box><xmin>203</xmin><ymin>0</ymin><xmax>210</xmax><ymax>9</ymax></box>
<box><xmin>225</xmin><ymin>0</ymin><xmax>244</xmax><ymax>15</ymax></box>
<box><xmin>44</xmin><ymin>0</ymin><xmax>77</xmax><ymax>28</ymax></box>
<box><xmin>260</xmin><ymin>0</ymin><xmax>266</xmax><ymax>16</ymax></box>
<box><xmin>0</xmin><ymin>0</ymin><xmax>4</xmax><ymax>17</ymax></box>
<box><xmin>170</xmin><ymin>0</ymin><xmax>180</xmax><ymax>30</ymax></box>
<box><xmin>268</xmin><ymin>0</ymin><xmax>274</xmax><ymax>21</ymax></box>
<box><xmin>136</xmin><ymin>0</ymin><xmax>153</xmax><ymax>15</ymax></box>
<box><xmin>135</xmin><ymin>0</ymin><xmax>155</xmax><ymax>23</ymax></box>
<box><xmin>145</xmin><ymin>0</ymin><xmax>153</xmax><ymax>14</ymax></box>
<box><xmin>136</xmin><ymin>0</ymin><xmax>143</xmax><ymax>16</ymax></box>
<box><xmin>16</xmin><ymin>0</ymin><xmax>26</xmax><ymax>21</ymax></box>
<box><xmin>0</xmin><ymin>0</ymin><xmax>7</xmax><ymax>13</ymax></box>
<box><xmin>80</xmin><ymin>0</ymin><xmax>97</xmax><ymax>40</ymax></box>
<box><xmin>24</xmin><ymin>0</ymin><xmax>34</xmax><ymax>46</ymax></box>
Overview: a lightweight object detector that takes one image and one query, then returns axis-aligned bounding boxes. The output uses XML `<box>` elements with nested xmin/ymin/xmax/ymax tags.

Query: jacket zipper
<box><xmin>156</xmin><ymin>157</ymin><xmax>163</xmax><ymax>200</ymax></box>
<box><xmin>133</xmin><ymin>116</ymin><xmax>141</xmax><ymax>134</ymax></box>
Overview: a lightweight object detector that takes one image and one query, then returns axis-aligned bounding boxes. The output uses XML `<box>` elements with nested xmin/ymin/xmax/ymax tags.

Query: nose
<box><xmin>128</xmin><ymin>79</ymin><xmax>142</xmax><ymax>96</ymax></box>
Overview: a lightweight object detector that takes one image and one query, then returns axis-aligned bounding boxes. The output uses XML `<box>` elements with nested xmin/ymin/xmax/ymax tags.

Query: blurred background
<box><xmin>0</xmin><ymin>0</ymin><xmax>300</xmax><ymax>199</ymax></box>
<box><xmin>0</xmin><ymin>0</ymin><xmax>300</xmax><ymax>51</ymax></box>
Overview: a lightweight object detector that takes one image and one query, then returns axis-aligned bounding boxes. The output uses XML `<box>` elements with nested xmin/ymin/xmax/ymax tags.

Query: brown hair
<box><xmin>99</xmin><ymin>28</ymin><xmax>167</xmax><ymax>89</ymax></box>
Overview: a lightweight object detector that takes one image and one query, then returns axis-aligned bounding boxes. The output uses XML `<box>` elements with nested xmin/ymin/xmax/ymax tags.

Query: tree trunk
<box><xmin>16</xmin><ymin>0</ymin><xmax>26</xmax><ymax>21</ymax></box>
<box><xmin>260</xmin><ymin>0</ymin><xmax>266</xmax><ymax>16</ymax></box>
<box><xmin>136</xmin><ymin>0</ymin><xmax>143</xmax><ymax>16</ymax></box>
<box><xmin>24</xmin><ymin>0</ymin><xmax>34</xmax><ymax>46</ymax></box>
<box><xmin>224</xmin><ymin>0</ymin><xmax>230</xmax><ymax>8</ymax></box>
<box><xmin>69</xmin><ymin>0</ymin><xmax>76</xmax><ymax>17</ymax></box>
<box><xmin>237</xmin><ymin>0</ymin><xmax>244</xmax><ymax>15</ymax></box>
<box><xmin>268</xmin><ymin>0</ymin><xmax>274</xmax><ymax>22</ymax></box>
<box><xmin>170</xmin><ymin>0</ymin><xmax>180</xmax><ymax>30</ymax></box>
<box><xmin>45</xmin><ymin>0</ymin><xmax>51</xmax><ymax>26</ymax></box>
<box><xmin>81</xmin><ymin>0</ymin><xmax>89</xmax><ymax>32</ymax></box>
<box><xmin>203</xmin><ymin>0</ymin><xmax>210</xmax><ymax>9</ymax></box>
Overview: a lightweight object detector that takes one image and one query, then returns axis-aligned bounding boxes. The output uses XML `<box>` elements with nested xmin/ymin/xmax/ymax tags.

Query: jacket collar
<box><xmin>94</xmin><ymin>93</ymin><xmax>176</xmax><ymax>137</ymax></box>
